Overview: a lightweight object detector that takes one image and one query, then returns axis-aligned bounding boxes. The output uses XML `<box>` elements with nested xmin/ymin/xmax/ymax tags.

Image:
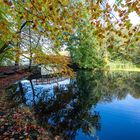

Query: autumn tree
<box><xmin>0</xmin><ymin>0</ymin><xmax>140</xmax><ymax>70</ymax></box>
<box><xmin>0</xmin><ymin>0</ymin><xmax>79</xmax><ymax>70</ymax></box>
<box><xmin>65</xmin><ymin>0</ymin><xmax>140</xmax><ymax>69</ymax></box>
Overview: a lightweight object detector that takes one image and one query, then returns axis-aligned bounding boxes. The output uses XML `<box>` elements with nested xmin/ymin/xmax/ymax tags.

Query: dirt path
<box><xmin>0</xmin><ymin>72</ymin><xmax>30</xmax><ymax>89</ymax></box>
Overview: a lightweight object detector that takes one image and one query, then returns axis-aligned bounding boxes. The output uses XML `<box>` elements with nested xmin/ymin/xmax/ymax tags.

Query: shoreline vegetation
<box><xmin>1</xmin><ymin>62</ymin><xmax>140</xmax><ymax>95</ymax></box>
<box><xmin>106</xmin><ymin>61</ymin><xmax>140</xmax><ymax>72</ymax></box>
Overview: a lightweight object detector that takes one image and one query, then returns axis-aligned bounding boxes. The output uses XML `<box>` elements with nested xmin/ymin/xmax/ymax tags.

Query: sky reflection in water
<box><xmin>6</xmin><ymin>71</ymin><xmax>140</xmax><ymax>140</ymax></box>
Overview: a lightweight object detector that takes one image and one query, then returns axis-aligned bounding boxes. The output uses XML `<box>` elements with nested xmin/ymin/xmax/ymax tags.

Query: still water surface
<box><xmin>6</xmin><ymin>71</ymin><xmax>140</xmax><ymax>140</ymax></box>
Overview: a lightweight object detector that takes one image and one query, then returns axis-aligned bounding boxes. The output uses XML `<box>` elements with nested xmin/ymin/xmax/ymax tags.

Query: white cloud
<box><xmin>129</xmin><ymin>11</ymin><xmax>140</xmax><ymax>26</ymax></box>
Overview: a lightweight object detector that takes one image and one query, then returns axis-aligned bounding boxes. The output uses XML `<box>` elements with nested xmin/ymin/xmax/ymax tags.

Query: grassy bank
<box><xmin>107</xmin><ymin>61</ymin><xmax>140</xmax><ymax>72</ymax></box>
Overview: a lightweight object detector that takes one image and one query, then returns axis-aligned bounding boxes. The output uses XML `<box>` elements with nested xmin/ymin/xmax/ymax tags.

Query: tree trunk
<box><xmin>28</xmin><ymin>26</ymin><xmax>32</xmax><ymax>70</ymax></box>
<box><xmin>15</xmin><ymin>42</ymin><xmax>20</xmax><ymax>66</ymax></box>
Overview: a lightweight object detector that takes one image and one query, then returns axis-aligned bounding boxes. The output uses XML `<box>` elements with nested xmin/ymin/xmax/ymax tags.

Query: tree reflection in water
<box><xmin>6</xmin><ymin>70</ymin><xmax>140</xmax><ymax>139</ymax></box>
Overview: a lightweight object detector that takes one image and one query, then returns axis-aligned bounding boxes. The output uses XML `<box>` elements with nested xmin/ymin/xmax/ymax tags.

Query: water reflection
<box><xmin>6</xmin><ymin>71</ymin><xmax>140</xmax><ymax>140</ymax></box>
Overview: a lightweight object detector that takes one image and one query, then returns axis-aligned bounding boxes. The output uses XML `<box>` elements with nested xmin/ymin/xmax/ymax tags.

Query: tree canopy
<box><xmin>0</xmin><ymin>0</ymin><xmax>140</xmax><ymax>70</ymax></box>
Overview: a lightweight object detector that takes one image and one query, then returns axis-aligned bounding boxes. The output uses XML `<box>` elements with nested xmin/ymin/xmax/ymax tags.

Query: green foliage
<box><xmin>0</xmin><ymin>0</ymin><xmax>140</xmax><ymax>70</ymax></box>
<box><xmin>0</xmin><ymin>50</ymin><xmax>14</xmax><ymax>66</ymax></box>
<box><xmin>68</xmin><ymin>20</ymin><xmax>105</xmax><ymax>69</ymax></box>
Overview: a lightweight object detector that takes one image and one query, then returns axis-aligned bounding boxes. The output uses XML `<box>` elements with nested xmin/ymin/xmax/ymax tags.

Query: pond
<box><xmin>5</xmin><ymin>70</ymin><xmax>140</xmax><ymax>140</ymax></box>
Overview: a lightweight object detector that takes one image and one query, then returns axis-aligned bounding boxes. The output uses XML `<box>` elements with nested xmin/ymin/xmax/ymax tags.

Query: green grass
<box><xmin>106</xmin><ymin>61</ymin><xmax>140</xmax><ymax>72</ymax></box>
